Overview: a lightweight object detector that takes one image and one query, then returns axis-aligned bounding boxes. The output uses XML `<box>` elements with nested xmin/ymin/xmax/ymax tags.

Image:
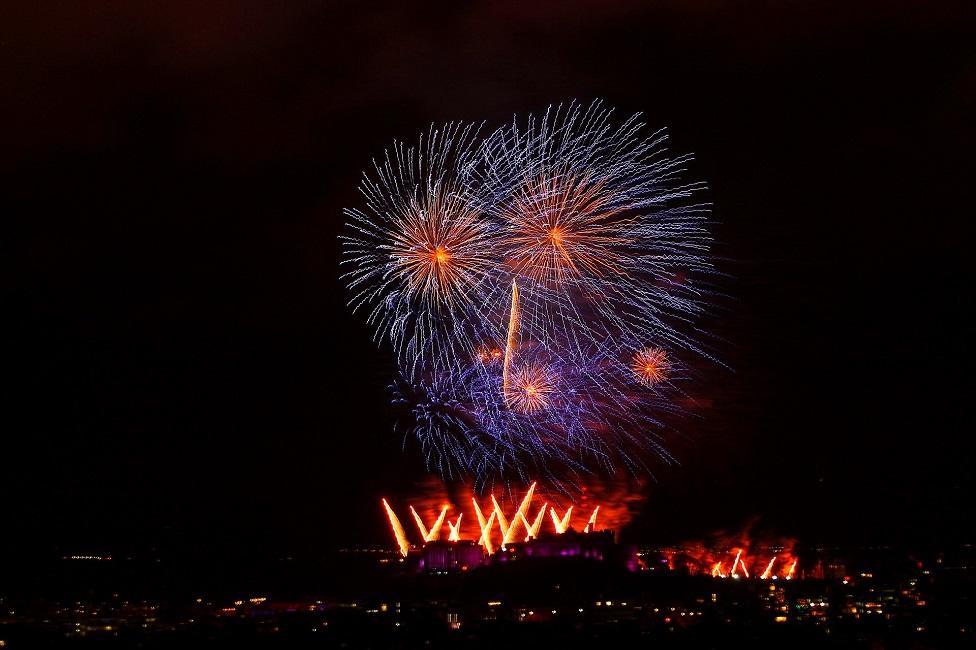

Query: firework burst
<box><xmin>341</xmin><ymin>122</ymin><xmax>500</xmax><ymax>376</ymax></box>
<box><xmin>342</xmin><ymin>101</ymin><xmax>715</xmax><ymax>489</ymax></box>
<box><xmin>633</xmin><ymin>347</ymin><xmax>671</xmax><ymax>386</ymax></box>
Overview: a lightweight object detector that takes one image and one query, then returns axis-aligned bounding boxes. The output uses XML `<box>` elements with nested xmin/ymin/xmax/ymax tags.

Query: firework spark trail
<box><xmin>474</xmin><ymin>506</ymin><xmax>497</xmax><ymax>554</ymax></box>
<box><xmin>492</xmin><ymin>482</ymin><xmax>537</xmax><ymax>546</ymax></box>
<box><xmin>382</xmin><ymin>499</ymin><xmax>411</xmax><ymax>557</ymax></box>
<box><xmin>736</xmin><ymin>551</ymin><xmax>750</xmax><ymax>578</ymax></box>
<box><xmin>447</xmin><ymin>513</ymin><xmax>463</xmax><ymax>542</ymax></box>
<box><xmin>549</xmin><ymin>505</ymin><xmax>574</xmax><ymax>534</ymax></box>
<box><xmin>761</xmin><ymin>556</ymin><xmax>777</xmax><ymax>580</ymax></box>
<box><xmin>583</xmin><ymin>506</ymin><xmax>600</xmax><ymax>533</ymax></box>
<box><xmin>410</xmin><ymin>505</ymin><xmax>448</xmax><ymax>542</ymax></box>
<box><xmin>501</xmin><ymin>280</ymin><xmax>520</xmax><ymax>403</ymax></box>
<box><xmin>519</xmin><ymin>502</ymin><xmax>548</xmax><ymax>541</ymax></box>
<box><xmin>730</xmin><ymin>549</ymin><xmax>743</xmax><ymax>578</ymax></box>
<box><xmin>343</xmin><ymin>101</ymin><xmax>716</xmax><ymax>486</ymax></box>
<box><xmin>786</xmin><ymin>559</ymin><xmax>798</xmax><ymax>580</ymax></box>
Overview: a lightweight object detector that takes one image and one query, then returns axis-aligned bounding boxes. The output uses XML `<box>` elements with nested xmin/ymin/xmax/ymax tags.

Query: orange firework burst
<box><xmin>503</xmin><ymin>174</ymin><xmax>630</xmax><ymax>287</ymax></box>
<box><xmin>390</xmin><ymin>193</ymin><xmax>492</xmax><ymax>307</ymax></box>
<box><xmin>505</xmin><ymin>364</ymin><xmax>556</xmax><ymax>414</ymax></box>
<box><xmin>476</xmin><ymin>346</ymin><xmax>503</xmax><ymax>364</ymax></box>
<box><xmin>633</xmin><ymin>347</ymin><xmax>670</xmax><ymax>385</ymax></box>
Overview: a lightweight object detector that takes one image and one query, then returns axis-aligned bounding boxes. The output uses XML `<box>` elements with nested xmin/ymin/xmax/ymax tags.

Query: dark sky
<box><xmin>4</xmin><ymin>1</ymin><xmax>974</xmax><ymax>558</ymax></box>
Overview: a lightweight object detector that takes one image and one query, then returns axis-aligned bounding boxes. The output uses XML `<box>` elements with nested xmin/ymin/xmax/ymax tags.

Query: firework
<box><xmin>549</xmin><ymin>506</ymin><xmax>573</xmax><ymax>534</ymax></box>
<box><xmin>447</xmin><ymin>513</ymin><xmax>463</xmax><ymax>542</ymax></box>
<box><xmin>343</xmin><ymin>101</ymin><xmax>714</xmax><ymax>486</ymax></box>
<box><xmin>633</xmin><ymin>347</ymin><xmax>670</xmax><ymax>385</ymax></box>
<box><xmin>410</xmin><ymin>505</ymin><xmax>448</xmax><ymax>542</ymax></box>
<box><xmin>382</xmin><ymin>481</ymin><xmax>626</xmax><ymax>554</ymax></box>
<box><xmin>519</xmin><ymin>502</ymin><xmax>548</xmax><ymax>541</ymax></box>
<box><xmin>341</xmin><ymin>123</ymin><xmax>499</xmax><ymax>376</ymax></box>
<box><xmin>382</xmin><ymin>498</ymin><xmax>411</xmax><ymax>557</ymax></box>
<box><xmin>472</xmin><ymin>101</ymin><xmax>713</xmax><ymax>358</ymax></box>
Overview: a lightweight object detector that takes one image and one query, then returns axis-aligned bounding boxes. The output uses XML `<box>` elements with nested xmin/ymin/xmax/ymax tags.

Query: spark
<box><xmin>341</xmin><ymin>123</ymin><xmax>495</xmax><ymax>376</ymax></box>
<box><xmin>472</xmin><ymin>498</ymin><xmax>498</xmax><ymax>552</ymax></box>
<box><xmin>549</xmin><ymin>506</ymin><xmax>574</xmax><ymax>534</ymax></box>
<box><xmin>519</xmin><ymin>502</ymin><xmax>548</xmax><ymax>541</ymax></box>
<box><xmin>633</xmin><ymin>347</ymin><xmax>670</xmax><ymax>385</ymax></box>
<box><xmin>502</xmin><ymin>280</ymin><xmax>520</xmax><ymax>402</ymax></box>
<box><xmin>785</xmin><ymin>559</ymin><xmax>798</xmax><ymax>580</ymax></box>
<box><xmin>502</xmin><ymin>174</ymin><xmax>630</xmax><ymax>288</ymax></box>
<box><xmin>736</xmin><ymin>550</ymin><xmax>749</xmax><ymax>578</ymax></box>
<box><xmin>410</xmin><ymin>505</ymin><xmax>448</xmax><ymax>542</ymax></box>
<box><xmin>343</xmin><ymin>102</ymin><xmax>715</xmax><ymax>485</ymax></box>
<box><xmin>382</xmin><ymin>499</ymin><xmax>410</xmax><ymax>557</ymax></box>
<box><xmin>730</xmin><ymin>549</ymin><xmax>743</xmax><ymax>578</ymax></box>
<box><xmin>583</xmin><ymin>506</ymin><xmax>600</xmax><ymax>533</ymax></box>
<box><xmin>505</xmin><ymin>363</ymin><xmax>556</xmax><ymax>415</ymax></box>
<box><xmin>761</xmin><ymin>556</ymin><xmax>777</xmax><ymax>580</ymax></box>
<box><xmin>492</xmin><ymin>482</ymin><xmax>537</xmax><ymax>546</ymax></box>
<box><xmin>447</xmin><ymin>513</ymin><xmax>463</xmax><ymax>542</ymax></box>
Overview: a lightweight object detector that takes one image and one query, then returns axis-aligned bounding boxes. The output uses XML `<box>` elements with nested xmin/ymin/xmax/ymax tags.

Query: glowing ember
<box><xmin>380</xmin><ymin>480</ymin><xmax>626</xmax><ymax>555</ymax></box>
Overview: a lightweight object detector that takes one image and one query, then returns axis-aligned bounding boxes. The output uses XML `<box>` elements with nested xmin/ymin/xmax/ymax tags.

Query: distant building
<box><xmin>418</xmin><ymin>540</ymin><xmax>485</xmax><ymax>572</ymax></box>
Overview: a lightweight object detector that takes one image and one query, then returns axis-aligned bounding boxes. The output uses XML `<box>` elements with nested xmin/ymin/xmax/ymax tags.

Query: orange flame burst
<box><xmin>472</xmin><ymin>498</ymin><xmax>498</xmax><ymax>554</ymax></box>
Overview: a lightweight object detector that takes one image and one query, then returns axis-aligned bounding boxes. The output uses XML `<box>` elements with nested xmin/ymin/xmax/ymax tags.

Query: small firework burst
<box><xmin>633</xmin><ymin>347</ymin><xmax>670</xmax><ymax>385</ymax></box>
<box><xmin>505</xmin><ymin>363</ymin><xmax>557</xmax><ymax>414</ymax></box>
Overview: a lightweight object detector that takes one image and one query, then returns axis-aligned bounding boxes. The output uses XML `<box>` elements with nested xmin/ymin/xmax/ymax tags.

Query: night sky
<box><xmin>5</xmin><ymin>2</ymin><xmax>974</xmax><ymax>558</ymax></box>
